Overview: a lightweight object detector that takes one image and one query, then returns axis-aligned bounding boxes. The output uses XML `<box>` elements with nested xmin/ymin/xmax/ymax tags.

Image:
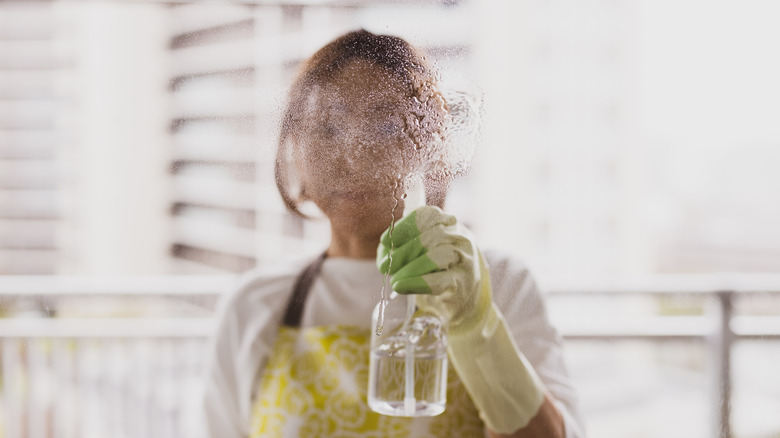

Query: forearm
<box><xmin>486</xmin><ymin>394</ymin><xmax>565</xmax><ymax>438</ymax></box>
<box><xmin>377</xmin><ymin>207</ymin><xmax>572</xmax><ymax>436</ymax></box>
<box><xmin>447</xmin><ymin>302</ymin><xmax>548</xmax><ymax>434</ymax></box>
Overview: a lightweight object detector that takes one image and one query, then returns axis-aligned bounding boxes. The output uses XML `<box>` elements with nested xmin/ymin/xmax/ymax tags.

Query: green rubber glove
<box><xmin>377</xmin><ymin>205</ymin><xmax>546</xmax><ymax>434</ymax></box>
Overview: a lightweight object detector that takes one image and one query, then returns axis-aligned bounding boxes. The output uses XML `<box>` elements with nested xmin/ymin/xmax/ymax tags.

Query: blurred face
<box><xmin>296</xmin><ymin>59</ymin><xmax>425</xmax><ymax>237</ymax></box>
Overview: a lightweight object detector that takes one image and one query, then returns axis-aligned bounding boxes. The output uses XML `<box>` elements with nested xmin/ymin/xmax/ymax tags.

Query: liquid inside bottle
<box><xmin>368</xmin><ymin>304</ymin><xmax>447</xmax><ymax>417</ymax></box>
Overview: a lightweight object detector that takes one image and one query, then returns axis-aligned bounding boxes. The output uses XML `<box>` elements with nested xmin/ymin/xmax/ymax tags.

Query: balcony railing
<box><xmin>1</xmin><ymin>274</ymin><xmax>779</xmax><ymax>438</ymax></box>
<box><xmin>0</xmin><ymin>276</ymin><xmax>223</xmax><ymax>438</ymax></box>
<box><xmin>542</xmin><ymin>274</ymin><xmax>780</xmax><ymax>438</ymax></box>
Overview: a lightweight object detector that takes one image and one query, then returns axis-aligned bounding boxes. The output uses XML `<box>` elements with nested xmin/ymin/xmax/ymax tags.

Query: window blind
<box><xmin>0</xmin><ymin>1</ymin><xmax>60</xmax><ymax>274</ymax></box>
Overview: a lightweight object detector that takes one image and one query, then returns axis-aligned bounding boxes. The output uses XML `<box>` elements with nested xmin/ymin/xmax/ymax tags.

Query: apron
<box><xmin>249</xmin><ymin>253</ymin><xmax>484</xmax><ymax>437</ymax></box>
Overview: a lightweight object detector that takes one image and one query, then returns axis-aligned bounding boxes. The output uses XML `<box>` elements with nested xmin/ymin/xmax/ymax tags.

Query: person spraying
<box><xmin>201</xmin><ymin>30</ymin><xmax>585</xmax><ymax>438</ymax></box>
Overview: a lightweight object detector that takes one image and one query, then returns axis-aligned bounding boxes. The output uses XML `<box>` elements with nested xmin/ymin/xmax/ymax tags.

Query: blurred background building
<box><xmin>1</xmin><ymin>0</ymin><xmax>780</xmax><ymax>437</ymax></box>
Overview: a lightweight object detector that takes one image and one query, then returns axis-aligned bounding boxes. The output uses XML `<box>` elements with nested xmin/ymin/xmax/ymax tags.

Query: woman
<box><xmin>201</xmin><ymin>30</ymin><xmax>584</xmax><ymax>438</ymax></box>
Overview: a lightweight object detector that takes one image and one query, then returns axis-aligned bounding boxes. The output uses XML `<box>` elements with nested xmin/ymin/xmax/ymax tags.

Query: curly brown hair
<box><xmin>274</xmin><ymin>29</ymin><xmax>450</xmax><ymax>217</ymax></box>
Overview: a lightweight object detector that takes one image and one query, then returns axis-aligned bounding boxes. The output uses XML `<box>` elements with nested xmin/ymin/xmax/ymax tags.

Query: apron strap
<box><xmin>282</xmin><ymin>251</ymin><xmax>328</xmax><ymax>327</ymax></box>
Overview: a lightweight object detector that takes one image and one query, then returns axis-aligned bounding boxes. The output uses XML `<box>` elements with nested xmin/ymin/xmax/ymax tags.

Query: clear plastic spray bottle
<box><xmin>368</xmin><ymin>176</ymin><xmax>448</xmax><ymax>417</ymax></box>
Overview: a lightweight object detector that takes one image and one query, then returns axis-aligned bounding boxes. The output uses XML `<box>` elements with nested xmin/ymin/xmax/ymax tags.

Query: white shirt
<box><xmin>200</xmin><ymin>250</ymin><xmax>586</xmax><ymax>438</ymax></box>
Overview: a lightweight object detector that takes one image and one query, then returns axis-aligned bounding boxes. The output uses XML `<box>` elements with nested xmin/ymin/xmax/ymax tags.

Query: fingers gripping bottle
<box><xmin>368</xmin><ymin>176</ymin><xmax>448</xmax><ymax>417</ymax></box>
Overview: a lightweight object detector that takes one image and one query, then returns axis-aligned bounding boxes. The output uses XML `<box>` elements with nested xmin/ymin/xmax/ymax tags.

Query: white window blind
<box><xmin>0</xmin><ymin>1</ymin><xmax>60</xmax><ymax>274</ymax></box>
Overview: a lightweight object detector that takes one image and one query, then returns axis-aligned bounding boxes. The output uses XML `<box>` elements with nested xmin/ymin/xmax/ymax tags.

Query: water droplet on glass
<box><xmin>376</xmin><ymin>181</ymin><xmax>400</xmax><ymax>337</ymax></box>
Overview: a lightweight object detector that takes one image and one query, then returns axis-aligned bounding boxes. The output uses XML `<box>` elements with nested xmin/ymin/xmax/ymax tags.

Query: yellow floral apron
<box><xmin>250</xmin><ymin>253</ymin><xmax>484</xmax><ymax>437</ymax></box>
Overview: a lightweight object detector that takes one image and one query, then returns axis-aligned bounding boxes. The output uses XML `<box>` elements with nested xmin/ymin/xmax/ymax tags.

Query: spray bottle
<box><xmin>367</xmin><ymin>175</ymin><xmax>448</xmax><ymax>417</ymax></box>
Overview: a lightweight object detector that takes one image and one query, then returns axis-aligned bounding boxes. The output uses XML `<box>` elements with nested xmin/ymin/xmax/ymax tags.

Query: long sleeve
<box><xmin>201</xmin><ymin>293</ymin><xmax>250</xmax><ymax>438</ymax></box>
<box><xmin>199</xmin><ymin>267</ymin><xmax>299</xmax><ymax>438</ymax></box>
<box><xmin>485</xmin><ymin>250</ymin><xmax>586</xmax><ymax>438</ymax></box>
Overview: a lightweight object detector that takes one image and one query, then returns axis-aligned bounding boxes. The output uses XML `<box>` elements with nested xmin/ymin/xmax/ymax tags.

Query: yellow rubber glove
<box><xmin>377</xmin><ymin>206</ymin><xmax>546</xmax><ymax>434</ymax></box>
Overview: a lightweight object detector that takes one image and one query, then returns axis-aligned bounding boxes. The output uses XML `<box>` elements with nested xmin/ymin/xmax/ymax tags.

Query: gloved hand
<box><xmin>377</xmin><ymin>205</ymin><xmax>547</xmax><ymax>434</ymax></box>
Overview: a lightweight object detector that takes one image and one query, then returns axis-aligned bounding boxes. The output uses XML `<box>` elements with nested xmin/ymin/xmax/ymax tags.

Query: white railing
<box><xmin>1</xmin><ymin>274</ymin><xmax>779</xmax><ymax>438</ymax></box>
<box><xmin>0</xmin><ymin>276</ymin><xmax>225</xmax><ymax>438</ymax></box>
<box><xmin>543</xmin><ymin>273</ymin><xmax>780</xmax><ymax>438</ymax></box>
